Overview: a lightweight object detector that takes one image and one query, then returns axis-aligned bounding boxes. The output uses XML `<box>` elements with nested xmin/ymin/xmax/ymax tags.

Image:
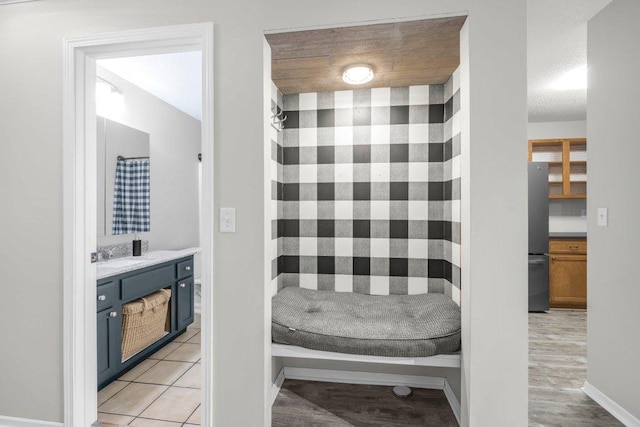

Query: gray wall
<box><xmin>587</xmin><ymin>0</ymin><xmax>640</xmax><ymax>420</ymax></box>
<box><xmin>460</xmin><ymin>1</ymin><xmax>528</xmax><ymax>424</ymax></box>
<box><xmin>96</xmin><ymin>66</ymin><xmax>201</xmax><ymax>253</ymax></box>
<box><xmin>0</xmin><ymin>1</ymin><xmax>529</xmax><ymax>425</ymax></box>
<box><xmin>528</xmin><ymin>120</ymin><xmax>586</xmax><ymax>140</ymax></box>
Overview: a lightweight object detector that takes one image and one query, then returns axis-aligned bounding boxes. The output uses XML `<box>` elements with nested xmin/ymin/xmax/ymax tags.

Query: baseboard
<box><xmin>281</xmin><ymin>367</ymin><xmax>459</xmax><ymax>425</ymax></box>
<box><xmin>443</xmin><ymin>378</ymin><xmax>461</xmax><ymax>425</ymax></box>
<box><xmin>0</xmin><ymin>415</ymin><xmax>63</xmax><ymax>427</ymax></box>
<box><xmin>271</xmin><ymin>368</ymin><xmax>285</xmax><ymax>406</ymax></box>
<box><xmin>583</xmin><ymin>382</ymin><xmax>640</xmax><ymax>427</ymax></box>
<box><xmin>284</xmin><ymin>366</ymin><xmax>445</xmax><ymax>389</ymax></box>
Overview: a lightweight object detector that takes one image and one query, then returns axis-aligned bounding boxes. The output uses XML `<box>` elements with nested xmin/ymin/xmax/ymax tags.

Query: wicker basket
<box><xmin>121</xmin><ymin>288</ymin><xmax>171</xmax><ymax>361</ymax></box>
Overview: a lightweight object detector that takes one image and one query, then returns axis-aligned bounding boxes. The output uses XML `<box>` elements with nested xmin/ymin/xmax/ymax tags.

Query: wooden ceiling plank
<box><xmin>267</xmin><ymin>16</ymin><xmax>466</xmax><ymax>94</ymax></box>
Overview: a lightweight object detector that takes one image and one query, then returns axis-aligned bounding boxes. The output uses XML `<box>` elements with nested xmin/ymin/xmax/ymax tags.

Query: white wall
<box><xmin>549</xmin><ymin>199</ymin><xmax>586</xmax><ymax>233</ymax></box>
<box><xmin>460</xmin><ymin>1</ymin><xmax>529</xmax><ymax>425</ymax></box>
<box><xmin>96</xmin><ymin>66</ymin><xmax>201</xmax><ymax>253</ymax></box>
<box><xmin>587</xmin><ymin>0</ymin><xmax>640</xmax><ymax>421</ymax></box>
<box><xmin>528</xmin><ymin>120</ymin><xmax>586</xmax><ymax>140</ymax></box>
<box><xmin>0</xmin><ymin>1</ymin><xmax>529</xmax><ymax>425</ymax></box>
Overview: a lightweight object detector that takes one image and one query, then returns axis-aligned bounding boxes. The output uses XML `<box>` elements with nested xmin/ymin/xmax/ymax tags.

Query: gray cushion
<box><xmin>272</xmin><ymin>287</ymin><xmax>461</xmax><ymax>357</ymax></box>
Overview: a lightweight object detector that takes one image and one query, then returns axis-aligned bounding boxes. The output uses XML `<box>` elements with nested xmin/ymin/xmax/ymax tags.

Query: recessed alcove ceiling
<box><xmin>265</xmin><ymin>17</ymin><xmax>467</xmax><ymax>95</ymax></box>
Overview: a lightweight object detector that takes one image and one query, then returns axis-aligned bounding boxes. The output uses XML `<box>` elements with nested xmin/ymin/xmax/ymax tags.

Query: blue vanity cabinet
<box><xmin>97</xmin><ymin>307</ymin><xmax>121</xmax><ymax>386</ymax></box>
<box><xmin>176</xmin><ymin>277</ymin><xmax>194</xmax><ymax>331</ymax></box>
<box><xmin>97</xmin><ymin>255</ymin><xmax>194</xmax><ymax>389</ymax></box>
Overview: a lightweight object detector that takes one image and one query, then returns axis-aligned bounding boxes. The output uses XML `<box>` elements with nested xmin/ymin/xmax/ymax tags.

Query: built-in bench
<box><xmin>271</xmin><ymin>287</ymin><xmax>461</xmax><ymax>368</ymax></box>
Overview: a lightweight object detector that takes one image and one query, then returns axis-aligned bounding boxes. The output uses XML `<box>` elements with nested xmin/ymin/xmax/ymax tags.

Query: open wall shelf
<box><xmin>528</xmin><ymin>138</ymin><xmax>587</xmax><ymax>199</ymax></box>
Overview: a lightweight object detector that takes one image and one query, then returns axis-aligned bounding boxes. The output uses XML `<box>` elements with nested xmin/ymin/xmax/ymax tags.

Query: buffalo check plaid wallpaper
<box><xmin>271</xmin><ymin>69</ymin><xmax>461</xmax><ymax>304</ymax></box>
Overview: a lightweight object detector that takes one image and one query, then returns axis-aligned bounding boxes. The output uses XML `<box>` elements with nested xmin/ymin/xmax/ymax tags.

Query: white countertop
<box><xmin>97</xmin><ymin>248</ymin><xmax>200</xmax><ymax>280</ymax></box>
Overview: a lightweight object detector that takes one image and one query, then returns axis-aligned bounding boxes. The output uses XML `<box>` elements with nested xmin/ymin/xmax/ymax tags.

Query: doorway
<box><xmin>62</xmin><ymin>23</ymin><xmax>214</xmax><ymax>427</ymax></box>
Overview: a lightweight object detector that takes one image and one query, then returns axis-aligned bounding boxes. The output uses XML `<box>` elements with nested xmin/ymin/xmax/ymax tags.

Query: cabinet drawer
<box><xmin>97</xmin><ymin>281</ymin><xmax>117</xmax><ymax>311</ymax></box>
<box><xmin>549</xmin><ymin>239</ymin><xmax>587</xmax><ymax>254</ymax></box>
<box><xmin>177</xmin><ymin>258</ymin><xmax>194</xmax><ymax>279</ymax></box>
<box><xmin>122</xmin><ymin>265</ymin><xmax>175</xmax><ymax>301</ymax></box>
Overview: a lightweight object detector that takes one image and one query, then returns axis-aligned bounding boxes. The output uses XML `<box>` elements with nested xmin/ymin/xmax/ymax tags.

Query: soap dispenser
<box><xmin>132</xmin><ymin>233</ymin><xmax>142</xmax><ymax>256</ymax></box>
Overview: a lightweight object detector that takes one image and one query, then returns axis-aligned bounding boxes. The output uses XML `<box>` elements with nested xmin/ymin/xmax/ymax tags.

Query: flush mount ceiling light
<box><xmin>551</xmin><ymin>65</ymin><xmax>587</xmax><ymax>91</ymax></box>
<box><xmin>342</xmin><ymin>64</ymin><xmax>374</xmax><ymax>85</ymax></box>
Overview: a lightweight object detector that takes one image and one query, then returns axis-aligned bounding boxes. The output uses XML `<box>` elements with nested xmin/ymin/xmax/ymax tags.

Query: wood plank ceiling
<box><xmin>265</xmin><ymin>16</ymin><xmax>467</xmax><ymax>95</ymax></box>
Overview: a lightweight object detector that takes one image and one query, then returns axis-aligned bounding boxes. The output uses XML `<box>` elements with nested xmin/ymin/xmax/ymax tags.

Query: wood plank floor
<box><xmin>272</xmin><ymin>380</ymin><xmax>457</xmax><ymax>426</ymax></box>
<box><xmin>529</xmin><ymin>310</ymin><xmax>622</xmax><ymax>426</ymax></box>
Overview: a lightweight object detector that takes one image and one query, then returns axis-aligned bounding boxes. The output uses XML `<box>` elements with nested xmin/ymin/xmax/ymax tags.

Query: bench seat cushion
<box><xmin>272</xmin><ymin>287</ymin><xmax>461</xmax><ymax>357</ymax></box>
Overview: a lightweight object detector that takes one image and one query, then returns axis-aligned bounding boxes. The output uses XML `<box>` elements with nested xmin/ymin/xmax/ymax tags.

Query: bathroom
<box><xmin>94</xmin><ymin>52</ymin><xmax>204</xmax><ymax>425</ymax></box>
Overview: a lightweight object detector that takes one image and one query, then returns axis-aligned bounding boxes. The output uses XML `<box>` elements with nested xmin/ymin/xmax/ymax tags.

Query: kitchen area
<box><xmin>528</xmin><ymin>138</ymin><xmax>587</xmax><ymax>311</ymax></box>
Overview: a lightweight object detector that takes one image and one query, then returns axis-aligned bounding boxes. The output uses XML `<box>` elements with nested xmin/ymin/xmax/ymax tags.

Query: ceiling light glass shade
<box><xmin>96</xmin><ymin>80</ymin><xmax>124</xmax><ymax>117</ymax></box>
<box><xmin>551</xmin><ymin>65</ymin><xmax>587</xmax><ymax>91</ymax></box>
<box><xmin>342</xmin><ymin>65</ymin><xmax>374</xmax><ymax>85</ymax></box>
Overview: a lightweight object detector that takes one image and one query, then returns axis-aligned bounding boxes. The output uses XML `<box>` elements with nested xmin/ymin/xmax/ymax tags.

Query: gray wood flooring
<box><xmin>272</xmin><ymin>380</ymin><xmax>457</xmax><ymax>426</ymax></box>
<box><xmin>272</xmin><ymin>310</ymin><xmax>622</xmax><ymax>426</ymax></box>
<box><xmin>529</xmin><ymin>310</ymin><xmax>621</xmax><ymax>426</ymax></box>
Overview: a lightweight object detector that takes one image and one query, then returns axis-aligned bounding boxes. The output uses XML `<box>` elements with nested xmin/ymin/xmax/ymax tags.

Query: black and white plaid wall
<box><xmin>271</xmin><ymin>74</ymin><xmax>461</xmax><ymax>304</ymax></box>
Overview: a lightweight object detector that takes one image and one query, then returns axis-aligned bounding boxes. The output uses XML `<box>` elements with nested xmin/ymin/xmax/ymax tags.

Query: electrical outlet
<box><xmin>220</xmin><ymin>207</ymin><xmax>236</xmax><ymax>233</ymax></box>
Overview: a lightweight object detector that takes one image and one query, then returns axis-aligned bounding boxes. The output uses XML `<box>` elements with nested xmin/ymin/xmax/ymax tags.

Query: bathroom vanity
<box><xmin>96</xmin><ymin>250</ymin><xmax>197</xmax><ymax>389</ymax></box>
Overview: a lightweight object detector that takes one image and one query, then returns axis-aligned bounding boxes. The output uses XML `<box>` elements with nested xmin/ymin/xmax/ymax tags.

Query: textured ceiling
<box><xmin>527</xmin><ymin>0</ymin><xmax>612</xmax><ymax>122</ymax></box>
<box><xmin>98</xmin><ymin>52</ymin><xmax>202</xmax><ymax>121</ymax></box>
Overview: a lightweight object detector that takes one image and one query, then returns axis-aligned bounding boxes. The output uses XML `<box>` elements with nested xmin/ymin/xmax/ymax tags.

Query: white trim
<box><xmin>583</xmin><ymin>382</ymin><xmax>640</xmax><ymax>427</ymax></box>
<box><xmin>263</xmin><ymin>11</ymin><xmax>468</xmax><ymax>34</ymax></box>
<box><xmin>271</xmin><ymin>368</ymin><xmax>286</xmax><ymax>406</ymax></box>
<box><xmin>444</xmin><ymin>378</ymin><xmax>461</xmax><ymax>425</ymax></box>
<box><xmin>284</xmin><ymin>366</ymin><xmax>445</xmax><ymax>389</ymax></box>
<box><xmin>0</xmin><ymin>415</ymin><xmax>63</xmax><ymax>427</ymax></box>
<box><xmin>63</xmin><ymin>23</ymin><xmax>214</xmax><ymax>427</ymax></box>
<box><xmin>272</xmin><ymin>343</ymin><xmax>461</xmax><ymax>368</ymax></box>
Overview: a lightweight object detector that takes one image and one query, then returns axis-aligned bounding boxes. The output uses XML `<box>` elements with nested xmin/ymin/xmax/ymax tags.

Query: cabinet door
<box><xmin>176</xmin><ymin>278</ymin><xmax>194</xmax><ymax>331</ymax></box>
<box><xmin>549</xmin><ymin>255</ymin><xmax>587</xmax><ymax>309</ymax></box>
<box><xmin>97</xmin><ymin>307</ymin><xmax>121</xmax><ymax>386</ymax></box>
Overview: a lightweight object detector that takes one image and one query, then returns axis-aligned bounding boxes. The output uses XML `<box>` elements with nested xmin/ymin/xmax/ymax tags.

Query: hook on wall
<box><xmin>271</xmin><ymin>107</ymin><xmax>287</xmax><ymax>132</ymax></box>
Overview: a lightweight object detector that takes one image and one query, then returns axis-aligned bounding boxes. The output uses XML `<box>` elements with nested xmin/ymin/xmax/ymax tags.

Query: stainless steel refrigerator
<box><xmin>528</xmin><ymin>163</ymin><xmax>550</xmax><ymax>312</ymax></box>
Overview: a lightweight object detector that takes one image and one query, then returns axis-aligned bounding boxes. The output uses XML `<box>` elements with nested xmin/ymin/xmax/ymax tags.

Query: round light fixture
<box><xmin>342</xmin><ymin>64</ymin><xmax>374</xmax><ymax>85</ymax></box>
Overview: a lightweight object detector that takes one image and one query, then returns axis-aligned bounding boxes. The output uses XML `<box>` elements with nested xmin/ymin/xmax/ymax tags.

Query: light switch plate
<box><xmin>597</xmin><ymin>208</ymin><xmax>608</xmax><ymax>227</ymax></box>
<box><xmin>220</xmin><ymin>207</ymin><xmax>236</xmax><ymax>233</ymax></box>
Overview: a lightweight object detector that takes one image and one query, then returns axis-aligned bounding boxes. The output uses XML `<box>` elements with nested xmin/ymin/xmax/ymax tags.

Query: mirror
<box><xmin>97</xmin><ymin>116</ymin><xmax>151</xmax><ymax>236</ymax></box>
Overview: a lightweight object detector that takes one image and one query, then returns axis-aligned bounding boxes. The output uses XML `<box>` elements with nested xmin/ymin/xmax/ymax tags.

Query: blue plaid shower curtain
<box><xmin>112</xmin><ymin>159</ymin><xmax>150</xmax><ymax>234</ymax></box>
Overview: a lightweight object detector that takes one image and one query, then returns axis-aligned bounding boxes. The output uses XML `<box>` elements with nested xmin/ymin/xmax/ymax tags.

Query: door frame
<box><xmin>62</xmin><ymin>23</ymin><xmax>214</xmax><ymax>427</ymax></box>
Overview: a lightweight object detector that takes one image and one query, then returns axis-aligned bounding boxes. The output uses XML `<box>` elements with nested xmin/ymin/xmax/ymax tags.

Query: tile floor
<box><xmin>97</xmin><ymin>315</ymin><xmax>201</xmax><ymax>426</ymax></box>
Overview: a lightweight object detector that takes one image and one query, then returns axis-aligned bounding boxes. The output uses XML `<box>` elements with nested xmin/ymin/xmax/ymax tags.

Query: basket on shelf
<box><xmin>121</xmin><ymin>288</ymin><xmax>171</xmax><ymax>361</ymax></box>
